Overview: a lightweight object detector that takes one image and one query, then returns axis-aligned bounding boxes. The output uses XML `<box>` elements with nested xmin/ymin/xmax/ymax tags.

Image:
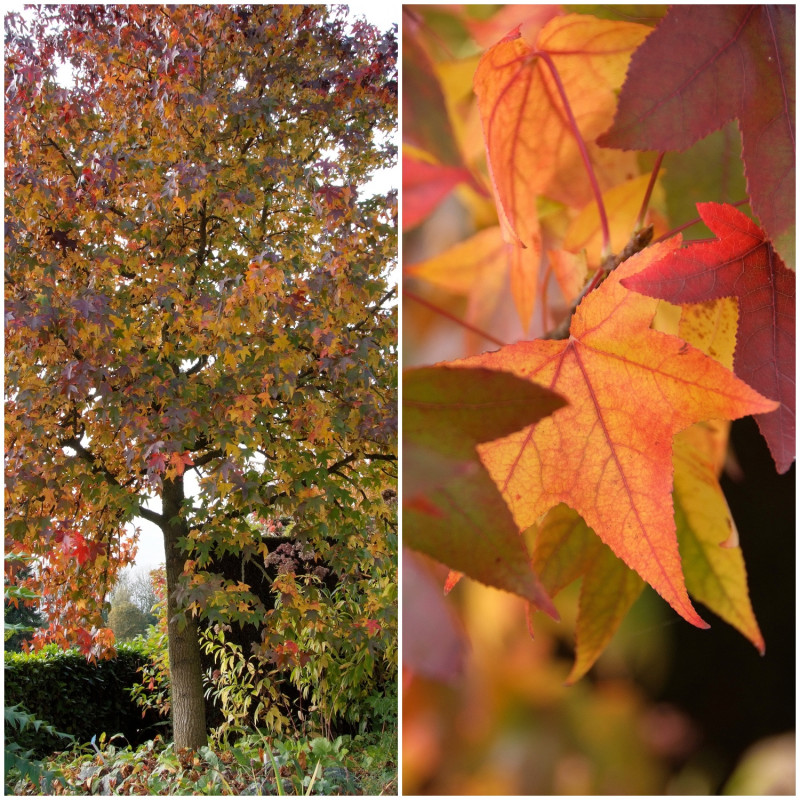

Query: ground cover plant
<box><xmin>5</xmin><ymin>1</ymin><xmax>397</xmax><ymax>759</ymax></box>
<box><xmin>9</xmin><ymin>726</ymin><xmax>398</xmax><ymax>796</ymax></box>
<box><xmin>403</xmin><ymin>4</ymin><xmax>794</xmax><ymax>793</ymax></box>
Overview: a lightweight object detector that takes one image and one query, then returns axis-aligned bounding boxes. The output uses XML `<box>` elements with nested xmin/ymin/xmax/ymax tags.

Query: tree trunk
<box><xmin>162</xmin><ymin>477</ymin><xmax>207</xmax><ymax>750</ymax></box>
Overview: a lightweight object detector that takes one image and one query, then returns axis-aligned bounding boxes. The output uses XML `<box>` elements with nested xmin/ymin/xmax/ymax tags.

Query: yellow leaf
<box><xmin>566</xmin><ymin>544</ymin><xmax>644</xmax><ymax>684</ymax></box>
<box><xmin>679</xmin><ymin>297</ymin><xmax>739</xmax><ymax>371</ymax></box>
<box><xmin>673</xmin><ymin>422</ymin><xmax>764</xmax><ymax>653</ymax></box>
<box><xmin>563</xmin><ymin>172</ymin><xmax>665</xmax><ymax>268</ymax></box>
<box><xmin>408</xmin><ymin>225</ymin><xmax>508</xmax><ymax>324</ymax></box>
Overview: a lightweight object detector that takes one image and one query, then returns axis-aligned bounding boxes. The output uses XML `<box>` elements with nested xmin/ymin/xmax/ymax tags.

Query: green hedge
<box><xmin>4</xmin><ymin>642</ymin><xmax>168</xmax><ymax>757</ymax></box>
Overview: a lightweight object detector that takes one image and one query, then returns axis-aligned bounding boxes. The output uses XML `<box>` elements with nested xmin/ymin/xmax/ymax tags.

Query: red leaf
<box><xmin>402</xmin><ymin>155</ymin><xmax>472</xmax><ymax>231</ymax></box>
<box><xmin>363</xmin><ymin>619</ymin><xmax>381</xmax><ymax>637</ymax></box>
<box><xmin>622</xmin><ymin>203</ymin><xmax>795</xmax><ymax>473</ymax></box>
<box><xmin>598</xmin><ymin>5</ymin><xmax>795</xmax><ymax>264</ymax></box>
<box><xmin>403</xmin><ymin>550</ymin><xmax>467</xmax><ymax>683</ymax></box>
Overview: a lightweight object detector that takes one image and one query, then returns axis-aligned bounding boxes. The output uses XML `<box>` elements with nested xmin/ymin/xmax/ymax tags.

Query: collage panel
<box><xmin>402</xmin><ymin>3</ymin><xmax>795</xmax><ymax>796</ymax></box>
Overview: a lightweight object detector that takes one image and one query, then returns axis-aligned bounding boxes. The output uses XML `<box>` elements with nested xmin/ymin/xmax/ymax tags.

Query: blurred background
<box><xmin>403</xmin><ymin>416</ymin><xmax>794</xmax><ymax>794</ymax></box>
<box><xmin>402</xmin><ymin>4</ymin><xmax>795</xmax><ymax>795</ymax></box>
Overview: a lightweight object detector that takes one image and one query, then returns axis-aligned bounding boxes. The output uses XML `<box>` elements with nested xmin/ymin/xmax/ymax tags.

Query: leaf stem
<box><xmin>534</xmin><ymin>49</ymin><xmax>611</xmax><ymax>257</ymax></box>
<box><xmin>404</xmin><ymin>289</ymin><xmax>507</xmax><ymax>348</ymax></box>
<box><xmin>636</xmin><ymin>152</ymin><xmax>664</xmax><ymax>230</ymax></box>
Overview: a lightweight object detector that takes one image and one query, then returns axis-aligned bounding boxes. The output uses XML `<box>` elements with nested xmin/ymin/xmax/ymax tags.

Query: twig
<box><xmin>535</xmin><ymin>50</ymin><xmax>611</xmax><ymax>257</ymax></box>
<box><xmin>405</xmin><ymin>290</ymin><xmax>506</xmax><ymax>348</ymax></box>
<box><xmin>543</xmin><ymin>225</ymin><xmax>653</xmax><ymax>340</ymax></box>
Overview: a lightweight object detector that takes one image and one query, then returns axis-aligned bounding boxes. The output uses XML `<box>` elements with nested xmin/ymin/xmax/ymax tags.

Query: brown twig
<box><xmin>543</xmin><ymin>225</ymin><xmax>653</xmax><ymax>340</ymax></box>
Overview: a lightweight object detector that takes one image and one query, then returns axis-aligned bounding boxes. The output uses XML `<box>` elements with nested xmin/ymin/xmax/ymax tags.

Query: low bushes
<box><xmin>4</xmin><ymin>643</ymin><xmax>166</xmax><ymax>757</ymax></box>
<box><xmin>10</xmin><ymin>728</ymin><xmax>397</xmax><ymax>796</ymax></box>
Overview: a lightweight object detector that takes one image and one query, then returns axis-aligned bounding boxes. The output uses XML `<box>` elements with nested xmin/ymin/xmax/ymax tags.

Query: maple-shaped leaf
<box><xmin>622</xmin><ymin>203</ymin><xmax>795</xmax><ymax>474</ymax></box>
<box><xmin>598</xmin><ymin>5</ymin><xmax>796</xmax><ymax>265</ymax></box>
<box><xmin>673</xmin><ymin>421</ymin><xmax>764</xmax><ymax>654</ymax></box>
<box><xmin>404</xmin><ymin>365</ymin><xmax>566</xmax><ymax>461</ymax></box>
<box><xmin>404</xmin><ymin>366</ymin><xmax>565</xmax><ymax>614</ymax></box>
<box><xmin>407</xmin><ymin>225</ymin><xmax>510</xmax><ymax>345</ymax></box>
<box><xmin>526</xmin><ymin>503</ymin><xmax>644</xmax><ymax>684</ymax></box>
<box><xmin>454</xmin><ymin>237</ymin><xmax>778</xmax><ymax>628</ymax></box>
<box><xmin>473</xmin><ymin>15</ymin><xmax>650</xmax><ymax>250</ymax></box>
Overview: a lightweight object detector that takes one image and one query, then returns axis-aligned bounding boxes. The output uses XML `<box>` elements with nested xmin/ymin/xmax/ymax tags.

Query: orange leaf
<box><xmin>407</xmin><ymin>226</ymin><xmax>509</xmax><ymax>326</ymax></box>
<box><xmin>508</xmin><ymin>235</ymin><xmax>541</xmax><ymax>331</ymax></box>
<box><xmin>455</xmin><ymin>237</ymin><xmax>779</xmax><ymax>627</ymax></box>
<box><xmin>169</xmin><ymin>451</ymin><xmax>194</xmax><ymax>478</ymax></box>
<box><xmin>473</xmin><ymin>15</ymin><xmax>650</xmax><ymax>249</ymax></box>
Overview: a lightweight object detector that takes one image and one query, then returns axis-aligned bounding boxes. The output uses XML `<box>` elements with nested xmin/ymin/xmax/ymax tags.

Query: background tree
<box><xmin>5</xmin><ymin>5</ymin><xmax>397</xmax><ymax>750</ymax></box>
<box><xmin>107</xmin><ymin>588</ymin><xmax>150</xmax><ymax>642</ymax></box>
<box><xmin>111</xmin><ymin>567</ymin><xmax>160</xmax><ymax>628</ymax></box>
<box><xmin>4</xmin><ymin>559</ymin><xmax>46</xmax><ymax>652</ymax></box>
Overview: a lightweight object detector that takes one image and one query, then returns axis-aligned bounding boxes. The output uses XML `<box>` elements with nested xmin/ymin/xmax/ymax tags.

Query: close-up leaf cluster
<box><xmin>403</xmin><ymin>4</ymin><xmax>794</xmax><ymax>793</ymax></box>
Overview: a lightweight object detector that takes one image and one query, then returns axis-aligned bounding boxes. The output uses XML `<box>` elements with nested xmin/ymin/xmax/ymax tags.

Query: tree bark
<box><xmin>162</xmin><ymin>477</ymin><xmax>207</xmax><ymax>750</ymax></box>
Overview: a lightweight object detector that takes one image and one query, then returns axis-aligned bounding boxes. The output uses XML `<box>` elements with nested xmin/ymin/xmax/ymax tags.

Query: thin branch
<box><xmin>405</xmin><ymin>289</ymin><xmax>506</xmax><ymax>348</ymax></box>
<box><xmin>543</xmin><ymin>225</ymin><xmax>653</xmax><ymax>340</ymax></box>
<box><xmin>636</xmin><ymin>152</ymin><xmax>664</xmax><ymax>230</ymax></box>
<box><xmin>44</xmin><ymin>136</ymin><xmax>79</xmax><ymax>181</ymax></box>
<box><xmin>137</xmin><ymin>506</ymin><xmax>164</xmax><ymax>527</ymax></box>
<box><xmin>183</xmin><ymin>355</ymin><xmax>209</xmax><ymax>376</ymax></box>
<box><xmin>190</xmin><ymin>449</ymin><xmax>225</xmax><ymax>468</ymax></box>
<box><xmin>59</xmin><ymin>435</ymin><xmax>121</xmax><ymax>487</ymax></box>
<box><xmin>348</xmin><ymin>286</ymin><xmax>397</xmax><ymax>332</ymax></box>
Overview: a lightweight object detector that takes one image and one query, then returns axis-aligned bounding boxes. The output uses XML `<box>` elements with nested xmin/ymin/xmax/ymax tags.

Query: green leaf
<box><xmin>404</xmin><ymin>365</ymin><xmax>566</xmax><ymax>460</ymax></box>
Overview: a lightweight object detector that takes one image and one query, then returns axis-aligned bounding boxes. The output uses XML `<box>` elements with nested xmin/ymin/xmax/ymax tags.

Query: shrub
<box><xmin>4</xmin><ymin>643</ymin><xmax>163</xmax><ymax>757</ymax></box>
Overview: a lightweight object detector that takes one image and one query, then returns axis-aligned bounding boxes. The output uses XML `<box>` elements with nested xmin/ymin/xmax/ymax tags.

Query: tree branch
<box><xmin>191</xmin><ymin>448</ymin><xmax>225</xmax><ymax>468</ymax></box>
<box><xmin>136</xmin><ymin>505</ymin><xmax>165</xmax><ymax>527</ymax></box>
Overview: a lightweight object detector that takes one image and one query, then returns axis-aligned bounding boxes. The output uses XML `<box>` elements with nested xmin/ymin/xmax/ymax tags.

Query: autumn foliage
<box><xmin>404</xmin><ymin>3</ymin><xmax>794</xmax><ymax>688</ymax></box>
<box><xmin>5</xmin><ymin>4</ymin><xmax>397</xmax><ymax>749</ymax></box>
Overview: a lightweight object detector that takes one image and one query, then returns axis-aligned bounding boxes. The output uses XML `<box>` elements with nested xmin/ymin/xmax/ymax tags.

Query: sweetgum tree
<box><xmin>5</xmin><ymin>5</ymin><xmax>397</xmax><ymax>749</ymax></box>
